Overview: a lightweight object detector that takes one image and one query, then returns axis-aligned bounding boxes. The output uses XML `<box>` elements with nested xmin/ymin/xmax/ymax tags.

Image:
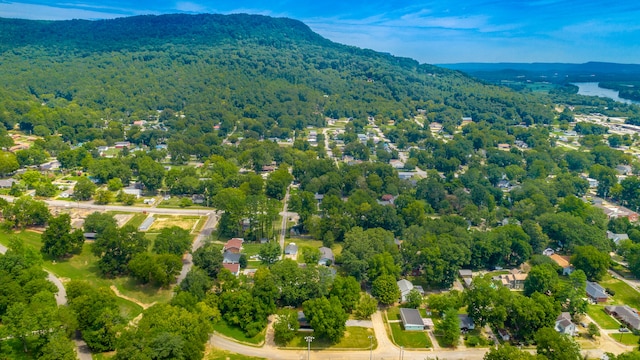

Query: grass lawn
<box><xmin>463</xmin><ymin>329</ymin><xmax>491</xmax><ymax>348</ymax></box>
<box><xmin>386</xmin><ymin>306</ymin><xmax>401</xmax><ymax>321</ymax></box>
<box><xmin>0</xmin><ymin>231</ymin><xmax>170</xmax><ymax>316</ymax></box>
<box><xmin>285</xmin><ymin>327</ymin><xmax>376</xmax><ymax>349</ymax></box>
<box><xmin>587</xmin><ymin>305</ymin><xmax>620</xmax><ymax>329</ymax></box>
<box><xmin>206</xmin><ymin>348</ymin><xmax>265</xmax><ymax>360</ymax></box>
<box><xmin>613</xmin><ymin>332</ymin><xmax>640</xmax><ymax>346</ymax></box>
<box><xmin>242</xmin><ymin>243</ymin><xmax>265</xmax><ymax>257</ymax></box>
<box><xmin>157</xmin><ymin>196</ymin><xmax>209</xmax><ymax>209</ymax></box>
<box><xmin>600</xmin><ymin>275</ymin><xmax>640</xmax><ymax>309</ymax></box>
<box><xmin>125</xmin><ymin>213</ymin><xmax>149</xmax><ymax>229</ymax></box>
<box><xmin>147</xmin><ymin>215</ymin><xmax>201</xmax><ymax>232</ymax></box>
<box><xmin>388</xmin><ymin>322</ymin><xmax>432</xmax><ymax>348</ymax></box>
<box><xmin>212</xmin><ymin>320</ymin><xmax>265</xmax><ymax>345</ymax></box>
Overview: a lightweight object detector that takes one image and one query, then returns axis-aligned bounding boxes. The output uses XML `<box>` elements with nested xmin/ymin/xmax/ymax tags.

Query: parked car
<box><xmin>619</xmin><ymin>327</ymin><xmax>630</xmax><ymax>333</ymax></box>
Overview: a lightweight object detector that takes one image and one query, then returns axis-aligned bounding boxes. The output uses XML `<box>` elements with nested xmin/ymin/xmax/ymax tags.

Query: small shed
<box><xmin>138</xmin><ymin>216</ymin><xmax>155</xmax><ymax>231</ymax></box>
<box><xmin>400</xmin><ymin>308</ymin><xmax>425</xmax><ymax>331</ymax></box>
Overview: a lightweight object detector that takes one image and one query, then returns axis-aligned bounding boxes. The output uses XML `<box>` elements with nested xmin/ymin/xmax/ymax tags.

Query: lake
<box><xmin>572</xmin><ymin>82</ymin><xmax>640</xmax><ymax>105</ymax></box>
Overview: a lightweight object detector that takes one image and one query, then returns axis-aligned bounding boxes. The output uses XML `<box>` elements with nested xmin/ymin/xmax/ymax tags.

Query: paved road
<box><xmin>0</xmin><ymin>195</ymin><xmax>212</xmax><ymax>216</ymax></box>
<box><xmin>176</xmin><ymin>212</ymin><xmax>218</xmax><ymax>284</ymax></box>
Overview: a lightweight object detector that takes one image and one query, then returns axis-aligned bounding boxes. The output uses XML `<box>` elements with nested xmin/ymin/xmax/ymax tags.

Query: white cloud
<box><xmin>175</xmin><ymin>2</ymin><xmax>206</xmax><ymax>13</ymax></box>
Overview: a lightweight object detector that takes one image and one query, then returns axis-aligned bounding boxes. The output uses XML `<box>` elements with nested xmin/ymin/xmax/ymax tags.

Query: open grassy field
<box><xmin>587</xmin><ymin>305</ymin><xmax>620</xmax><ymax>329</ymax></box>
<box><xmin>125</xmin><ymin>213</ymin><xmax>149</xmax><ymax>229</ymax></box>
<box><xmin>285</xmin><ymin>327</ymin><xmax>377</xmax><ymax>349</ymax></box>
<box><xmin>147</xmin><ymin>215</ymin><xmax>201</xmax><ymax>232</ymax></box>
<box><xmin>613</xmin><ymin>332</ymin><xmax>640</xmax><ymax>346</ymax></box>
<box><xmin>0</xmin><ymin>230</ymin><xmax>170</xmax><ymax>314</ymax></box>
<box><xmin>600</xmin><ymin>275</ymin><xmax>640</xmax><ymax>309</ymax></box>
<box><xmin>212</xmin><ymin>319</ymin><xmax>265</xmax><ymax>345</ymax></box>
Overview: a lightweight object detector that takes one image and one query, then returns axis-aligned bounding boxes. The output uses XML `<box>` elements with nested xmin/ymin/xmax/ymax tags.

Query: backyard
<box><xmin>384</xmin><ymin>307</ymin><xmax>433</xmax><ymax>349</ymax></box>
<box><xmin>587</xmin><ymin>305</ymin><xmax>620</xmax><ymax>330</ymax></box>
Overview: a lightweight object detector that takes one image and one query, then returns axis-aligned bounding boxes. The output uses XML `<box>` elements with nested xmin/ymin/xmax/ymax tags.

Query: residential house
<box><xmin>223</xmin><ymin>252</ymin><xmax>241</xmax><ymax>264</ymax></box>
<box><xmin>549</xmin><ymin>254</ymin><xmax>574</xmax><ymax>275</ymax></box>
<box><xmin>458</xmin><ymin>314</ymin><xmax>475</xmax><ymax>331</ymax></box>
<box><xmin>605</xmin><ymin>305</ymin><xmax>640</xmax><ymax>330</ymax></box>
<box><xmin>497</xmin><ymin>143</ymin><xmax>511</xmax><ymax>151</ymax></box>
<box><xmin>595</xmin><ymin>204</ymin><xmax>639</xmax><ymax>222</ymax></box>
<box><xmin>607</xmin><ymin>231</ymin><xmax>630</xmax><ymax>245</ymax></box>
<box><xmin>555</xmin><ymin>312</ymin><xmax>577</xmax><ymax>336</ymax></box>
<box><xmin>389</xmin><ymin>159</ymin><xmax>405</xmax><ymax>169</ymax></box>
<box><xmin>191</xmin><ymin>194</ymin><xmax>205</xmax><ymax>204</ymax></box>
<box><xmin>616</xmin><ymin>165</ymin><xmax>633</xmax><ymax>175</ymax></box>
<box><xmin>39</xmin><ymin>160</ymin><xmax>60</xmax><ymax>172</ymax></box>
<box><xmin>284</xmin><ymin>243</ymin><xmax>298</xmax><ymax>256</ymax></box>
<box><xmin>0</xmin><ymin>178</ymin><xmax>17</xmax><ymax>188</ymax></box>
<box><xmin>114</xmin><ymin>141</ymin><xmax>131</xmax><ymax>149</ymax></box>
<box><xmin>122</xmin><ymin>187</ymin><xmax>142</xmax><ymax>198</ymax></box>
<box><xmin>586</xmin><ymin>177</ymin><xmax>599</xmax><ymax>188</ymax></box>
<box><xmin>318</xmin><ymin>247</ymin><xmax>334</xmax><ymax>266</ymax></box>
<box><xmin>222</xmin><ymin>263</ymin><xmax>240</xmax><ymax>276</ymax></box>
<box><xmin>542</xmin><ymin>248</ymin><xmax>555</xmax><ymax>256</ymax></box>
<box><xmin>459</xmin><ymin>269</ymin><xmax>473</xmax><ymax>288</ymax></box>
<box><xmin>493</xmin><ymin>269</ymin><xmax>528</xmax><ymax>290</ymax></box>
<box><xmin>377</xmin><ymin>194</ymin><xmax>396</xmax><ymax>206</ymax></box>
<box><xmin>397</xmin><ymin>279</ymin><xmax>424</xmax><ymax>302</ymax></box>
<box><xmin>399</xmin><ymin>308</ymin><xmax>430</xmax><ymax>331</ymax></box>
<box><xmin>224</xmin><ymin>238</ymin><xmax>244</xmax><ymax>254</ymax></box>
<box><xmin>398</xmin><ymin>172</ymin><xmax>415</xmax><ymax>180</ymax></box>
<box><xmin>586</xmin><ymin>281</ymin><xmax>609</xmax><ymax>303</ymax></box>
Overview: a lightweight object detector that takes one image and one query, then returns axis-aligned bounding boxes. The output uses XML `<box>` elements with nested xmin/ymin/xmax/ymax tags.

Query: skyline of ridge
<box><xmin>0</xmin><ymin>1</ymin><xmax>639</xmax><ymax>65</ymax></box>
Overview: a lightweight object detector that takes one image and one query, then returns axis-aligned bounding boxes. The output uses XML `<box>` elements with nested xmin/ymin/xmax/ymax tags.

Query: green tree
<box><xmin>371</xmin><ymin>274</ymin><xmax>400</xmax><ymax>305</ymax></box>
<box><xmin>179</xmin><ymin>268</ymin><xmax>212</xmax><ymax>301</ymax></box>
<box><xmin>329</xmin><ymin>275</ymin><xmax>361</xmax><ymax>312</ymax></box>
<box><xmin>265</xmin><ymin>167</ymin><xmax>292</xmax><ymax>200</ymax></box>
<box><xmin>93</xmin><ymin>189</ymin><xmax>114</xmax><ymax>205</ymax></box>
<box><xmin>367</xmin><ymin>251</ymin><xmax>401</xmax><ymax>282</ymax></box>
<box><xmin>38</xmin><ymin>331</ymin><xmax>76</xmax><ymax>360</ymax></box>
<box><xmin>534</xmin><ymin>327</ymin><xmax>581</xmax><ymax>360</ymax></box>
<box><xmin>41</xmin><ymin>214</ymin><xmax>85</xmax><ymax>259</ymax></box>
<box><xmin>354</xmin><ymin>294</ymin><xmax>378</xmax><ymax>319</ymax></box>
<box><xmin>587</xmin><ymin>322</ymin><xmax>600</xmax><ymax>338</ymax></box>
<box><xmin>192</xmin><ymin>243</ymin><xmax>223</xmax><ymax>278</ymax></box>
<box><xmin>436</xmin><ymin>308</ymin><xmax>460</xmax><ymax>347</ymax></box>
<box><xmin>136</xmin><ymin>156</ymin><xmax>165</xmax><ymax>192</ymax></box>
<box><xmin>74</xmin><ymin>176</ymin><xmax>97</xmax><ymax>201</ymax></box>
<box><xmin>405</xmin><ymin>289</ymin><xmax>423</xmax><ymax>309</ymax></box>
<box><xmin>524</xmin><ymin>263</ymin><xmax>559</xmax><ymax>297</ymax></box>
<box><xmin>259</xmin><ymin>241</ymin><xmax>281</xmax><ymax>265</ymax></box>
<box><xmin>302</xmin><ymin>296</ymin><xmax>348</xmax><ymax>343</ymax></box>
<box><xmin>3</xmin><ymin>196</ymin><xmax>50</xmax><ymax>229</ymax></box>
<box><xmin>301</xmin><ymin>246</ymin><xmax>321</xmax><ymax>265</ymax></box>
<box><xmin>92</xmin><ymin>225</ymin><xmax>149</xmax><ymax>277</ymax></box>
<box><xmin>483</xmin><ymin>344</ymin><xmax>540</xmax><ymax>360</ymax></box>
<box><xmin>153</xmin><ymin>226</ymin><xmax>192</xmax><ymax>256</ymax></box>
<box><xmin>0</xmin><ymin>151</ymin><xmax>19</xmax><ymax>176</ymax></box>
<box><xmin>107</xmin><ymin>177</ymin><xmax>123</xmax><ymax>191</ymax></box>
<box><xmin>83</xmin><ymin>212</ymin><xmax>117</xmax><ymax>235</ymax></box>
<box><xmin>571</xmin><ymin>245</ymin><xmax>610</xmax><ymax>281</ymax></box>
<box><xmin>273</xmin><ymin>309</ymin><xmax>299</xmax><ymax>345</ymax></box>
<box><xmin>128</xmin><ymin>252</ymin><xmax>182</xmax><ymax>287</ymax></box>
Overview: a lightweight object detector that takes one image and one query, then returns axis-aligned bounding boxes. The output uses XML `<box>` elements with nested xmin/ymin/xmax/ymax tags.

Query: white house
<box><xmin>397</xmin><ymin>279</ymin><xmax>424</xmax><ymax>303</ymax></box>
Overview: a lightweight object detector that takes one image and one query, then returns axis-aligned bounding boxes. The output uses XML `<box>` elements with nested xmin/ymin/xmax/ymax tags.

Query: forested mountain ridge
<box><xmin>0</xmin><ymin>13</ymin><xmax>553</xmax><ymax>146</ymax></box>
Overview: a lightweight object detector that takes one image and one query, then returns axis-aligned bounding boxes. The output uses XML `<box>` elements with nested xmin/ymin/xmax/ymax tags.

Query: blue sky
<box><xmin>1</xmin><ymin>1</ymin><xmax>639</xmax><ymax>64</ymax></box>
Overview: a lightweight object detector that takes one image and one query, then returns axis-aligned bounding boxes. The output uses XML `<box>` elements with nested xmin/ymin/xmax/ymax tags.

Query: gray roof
<box><xmin>223</xmin><ymin>252</ymin><xmax>242</xmax><ymax>264</ymax></box>
<box><xmin>285</xmin><ymin>243</ymin><xmax>298</xmax><ymax>255</ymax></box>
<box><xmin>319</xmin><ymin>247</ymin><xmax>334</xmax><ymax>261</ymax></box>
<box><xmin>0</xmin><ymin>178</ymin><xmax>17</xmax><ymax>188</ymax></box>
<box><xmin>400</xmin><ymin>308</ymin><xmax>424</xmax><ymax>327</ymax></box>
<box><xmin>459</xmin><ymin>269</ymin><xmax>473</xmax><ymax>277</ymax></box>
<box><xmin>397</xmin><ymin>279</ymin><xmax>414</xmax><ymax>295</ymax></box>
<box><xmin>586</xmin><ymin>281</ymin><xmax>608</xmax><ymax>299</ymax></box>
<box><xmin>137</xmin><ymin>216</ymin><xmax>155</xmax><ymax>231</ymax></box>
<box><xmin>458</xmin><ymin>314</ymin><xmax>474</xmax><ymax>330</ymax></box>
<box><xmin>605</xmin><ymin>305</ymin><xmax>640</xmax><ymax>330</ymax></box>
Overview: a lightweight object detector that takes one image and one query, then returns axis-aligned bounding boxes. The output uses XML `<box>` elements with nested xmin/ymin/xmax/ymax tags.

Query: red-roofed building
<box><xmin>224</xmin><ymin>238</ymin><xmax>244</xmax><ymax>253</ymax></box>
<box><xmin>223</xmin><ymin>263</ymin><xmax>240</xmax><ymax>276</ymax></box>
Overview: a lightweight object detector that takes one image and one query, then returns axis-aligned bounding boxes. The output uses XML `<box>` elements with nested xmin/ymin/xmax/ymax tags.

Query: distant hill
<box><xmin>0</xmin><ymin>13</ymin><xmax>556</xmax><ymax>143</ymax></box>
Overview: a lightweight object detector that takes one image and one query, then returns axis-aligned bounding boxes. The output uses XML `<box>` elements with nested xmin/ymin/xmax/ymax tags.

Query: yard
<box><xmin>147</xmin><ymin>215</ymin><xmax>202</xmax><ymax>232</ymax></box>
<box><xmin>0</xmin><ymin>230</ymin><xmax>171</xmax><ymax>313</ymax></box>
<box><xmin>384</xmin><ymin>307</ymin><xmax>432</xmax><ymax>349</ymax></box>
<box><xmin>211</xmin><ymin>319</ymin><xmax>265</xmax><ymax>345</ymax></box>
<box><xmin>600</xmin><ymin>275</ymin><xmax>640</xmax><ymax>309</ymax></box>
<box><xmin>612</xmin><ymin>332</ymin><xmax>640</xmax><ymax>346</ymax></box>
<box><xmin>206</xmin><ymin>348</ymin><xmax>265</xmax><ymax>360</ymax></box>
<box><xmin>388</xmin><ymin>322</ymin><xmax>432</xmax><ymax>348</ymax></box>
<box><xmin>284</xmin><ymin>327</ymin><xmax>376</xmax><ymax>349</ymax></box>
<box><xmin>587</xmin><ymin>305</ymin><xmax>620</xmax><ymax>330</ymax></box>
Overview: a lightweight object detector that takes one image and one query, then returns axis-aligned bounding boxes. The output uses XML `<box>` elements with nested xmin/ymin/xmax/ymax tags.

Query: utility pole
<box><xmin>368</xmin><ymin>335</ymin><xmax>374</xmax><ymax>360</ymax></box>
<box><xmin>304</xmin><ymin>335</ymin><xmax>314</xmax><ymax>360</ymax></box>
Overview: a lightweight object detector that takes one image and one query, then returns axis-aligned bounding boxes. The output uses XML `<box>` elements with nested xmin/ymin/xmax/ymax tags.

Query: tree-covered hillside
<box><xmin>0</xmin><ymin>14</ymin><xmax>553</xmax><ymax>147</ymax></box>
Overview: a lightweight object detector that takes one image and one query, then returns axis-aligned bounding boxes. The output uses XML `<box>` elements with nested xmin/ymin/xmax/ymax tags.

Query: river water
<box><xmin>572</xmin><ymin>82</ymin><xmax>640</xmax><ymax>105</ymax></box>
